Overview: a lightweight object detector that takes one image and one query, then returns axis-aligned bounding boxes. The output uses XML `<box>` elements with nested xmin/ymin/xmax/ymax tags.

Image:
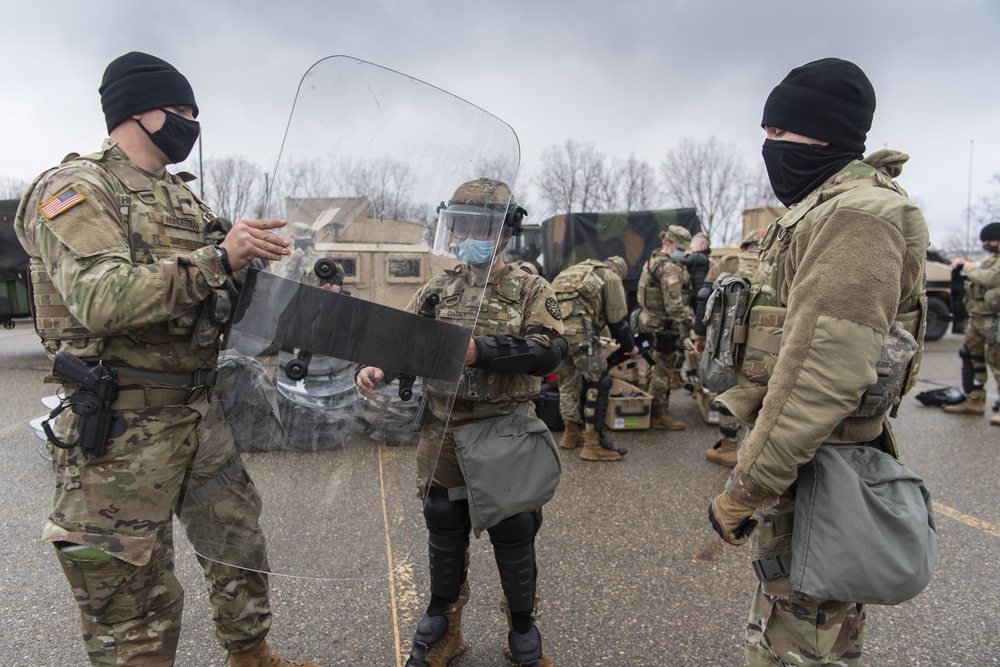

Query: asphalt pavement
<box><xmin>0</xmin><ymin>320</ymin><xmax>997</xmax><ymax>666</ymax></box>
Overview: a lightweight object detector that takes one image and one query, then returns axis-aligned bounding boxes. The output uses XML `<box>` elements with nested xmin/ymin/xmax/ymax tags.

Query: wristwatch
<box><xmin>213</xmin><ymin>244</ymin><xmax>234</xmax><ymax>276</ymax></box>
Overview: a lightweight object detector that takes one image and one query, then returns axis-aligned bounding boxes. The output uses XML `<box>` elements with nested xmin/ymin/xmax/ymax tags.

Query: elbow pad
<box><xmin>472</xmin><ymin>333</ymin><xmax>567</xmax><ymax>377</ymax></box>
<box><xmin>607</xmin><ymin>318</ymin><xmax>635</xmax><ymax>352</ymax></box>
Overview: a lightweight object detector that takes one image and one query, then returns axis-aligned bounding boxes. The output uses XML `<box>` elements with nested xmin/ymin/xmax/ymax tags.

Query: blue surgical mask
<box><xmin>457</xmin><ymin>239</ymin><xmax>496</xmax><ymax>266</ymax></box>
<box><xmin>670</xmin><ymin>250</ymin><xmax>685</xmax><ymax>261</ymax></box>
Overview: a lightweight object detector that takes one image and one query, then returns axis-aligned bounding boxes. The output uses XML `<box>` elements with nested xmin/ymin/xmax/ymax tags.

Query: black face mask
<box><xmin>984</xmin><ymin>243</ymin><xmax>999</xmax><ymax>254</ymax></box>
<box><xmin>761</xmin><ymin>139</ymin><xmax>861</xmax><ymax>206</ymax></box>
<box><xmin>137</xmin><ymin>108</ymin><xmax>201</xmax><ymax>164</ymax></box>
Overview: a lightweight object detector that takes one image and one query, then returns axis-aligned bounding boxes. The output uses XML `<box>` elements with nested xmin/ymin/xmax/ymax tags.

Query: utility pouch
<box><xmin>654</xmin><ymin>329</ymin><xmax>678</xmax><ymax>355</ymax></box>
<box><xmin>703</xmin><ymin>276</ymin><xmax>751</xmax><ymax>372</ymax></box>
<box><xmin>851</xmin><ymin>318</ymin><xmax>920</xmax><ymax>418</ymax></box>
<box><xmin>452</xmin><ymin>405</ymin><xmax>561</xmax><ymax>537</ymax></box>
<box><xmin>791</xmin><ymin>444</ymin><xmax>937</xmax><ymax>605</ymax></box>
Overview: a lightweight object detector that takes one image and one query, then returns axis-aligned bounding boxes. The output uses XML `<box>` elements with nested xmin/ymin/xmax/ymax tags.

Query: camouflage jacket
<box><xmin>964</xmin><ymin>252</ymin><xmax>1000</xmax><ymax>316</ymax></box>
<box><xmin>551</xmin><ymin>259</ymin><xmax>628</xmax><ymax>344</ymax></box>
<box><xmin>14</xmin><ymin>140</ymin><xmax>229</xmax><ymax>372</ymax></box>
<box><xmin>637</xmin><ymin>248</ymin><xmax>692</xmax><ymax>334</ymax></box>
<box><xmin>408</xmin><ymin>262</ymin><xmax>564</xmax><ymax>421</ymax></box>
<box><xmin>718</xmin><ymin>150</ymin><xmax>929</xmax><ymax>507</ymax></box>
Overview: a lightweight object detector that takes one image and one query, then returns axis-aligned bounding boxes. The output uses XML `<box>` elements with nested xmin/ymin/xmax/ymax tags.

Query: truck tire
<box><xmin>924</xmin><ymin>296</ymin><xmax>950</xmax><ymax>342</ymax></box>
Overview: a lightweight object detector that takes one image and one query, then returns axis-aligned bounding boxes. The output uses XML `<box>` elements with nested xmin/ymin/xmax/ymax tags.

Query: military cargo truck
<box><xmin>0</xmin><ymin>198</ymin><xmax>30</xmax><ymax>328</ymax></box>
<box><xmin>510</xmin><ymin>208</ymin><xmax>702</xmax><ymax>310</ymax></box>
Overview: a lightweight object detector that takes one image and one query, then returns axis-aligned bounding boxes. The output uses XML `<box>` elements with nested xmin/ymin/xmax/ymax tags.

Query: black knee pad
<box><xmin>487</xmin><ymin>511</ymin><xmax>539</xmax><ymax>548</ymax></box>
<box><xmin>423</xmin><ymin>487</ymin><xmax>470</xmax><ymax>537</ymax></box>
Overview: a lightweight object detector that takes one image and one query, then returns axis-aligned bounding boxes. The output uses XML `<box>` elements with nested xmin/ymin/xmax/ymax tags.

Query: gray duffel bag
<box><xmin>791</xmin><ymin>444</ymin><xmax>937</xmax><ymax>605</ymax></box>
<box><xmin>452</xmin><ymin>408</ymin><xmax>562</xmax><ymax>538</ymax></box>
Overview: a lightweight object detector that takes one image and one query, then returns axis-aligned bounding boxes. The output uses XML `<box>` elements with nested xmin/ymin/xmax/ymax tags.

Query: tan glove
<box><xmin>708</xmin><ymin>491</ymin><xmax>758</xmax><ymax>546</ymax></box>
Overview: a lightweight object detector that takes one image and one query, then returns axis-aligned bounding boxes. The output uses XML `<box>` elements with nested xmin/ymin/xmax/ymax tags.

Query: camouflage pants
<box><xmin>45</xmin><ymin>393</ymin><xmax>271</xmax><ymax>665</ymax></box>
<box><xmin>555</xmin><ymin>346</ymin><xmax>604</xmax><ymax>430</ymax></box>
<box><xmin>965</xmin><ymin>315</ymin><xmax>1000</xmax><ymax>396</ymax></box>
<box><xmin>744</xmin><ymin>498</ymin><xmax>867</xmax><ymax>666</ymax></box>
<box><xmin>645</xmin><ymin>348</ymin><xmax>675</xmax><ymax>408</ymax></box>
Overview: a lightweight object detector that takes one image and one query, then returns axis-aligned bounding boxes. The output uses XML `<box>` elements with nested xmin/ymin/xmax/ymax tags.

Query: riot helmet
<box><xmin>433</xmin><ymin>178</ymin><xmax>526</xmax><ymax>266</ymax></box>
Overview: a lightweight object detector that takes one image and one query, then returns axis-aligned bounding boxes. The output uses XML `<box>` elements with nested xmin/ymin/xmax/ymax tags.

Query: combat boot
<box><xmin>500</xmin><ymin>596</ymin><xmax>553</xmax><ymax>667</ymax></box>
<box><xmin>559</xmin><ymin>421</ymin><xmax>583</xmax><ymax>449</ymax></box>
<box><xmin>706</xmin><ymin>437</ymin><xmax>737</xmax><ymax>467</ymax></box>
<box><xmin>991</xmin><ymin>412</ymin><xmax>1000</xmax><ymax>427</ymax></box>
<box><xmin>943</xmin><ymin>394</ymin><xmax>986</xmax><ymax>415</ymax></box>
<box><xmin>649</xmin><ymin>403</ymin><xmax>686</xmax><ymax>430</ymax></box>
<box><xmin>405</xmin><ymin>604</ymin><xmax>467</xmax><ymax>667</ymax></box>
<box><xmin>580</xmin><ymin>429</ymin><xmax>624</xmax><ymax>462</ymax></box>
<box><xmin>227</xmin><ymin>639</ymin><xmax>325</xmax><ymax>667</ymax></box>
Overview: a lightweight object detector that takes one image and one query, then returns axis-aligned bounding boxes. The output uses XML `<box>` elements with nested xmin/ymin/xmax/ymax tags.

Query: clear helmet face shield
<box><xmin>433</xmin><ymin>202</ymin><xmax>514</xmax><ymax>268</ymax></box>
<box><xmin>179</xmin><ymin>56</ymin><xmax>520</xmax><ymax>581</ymax></box>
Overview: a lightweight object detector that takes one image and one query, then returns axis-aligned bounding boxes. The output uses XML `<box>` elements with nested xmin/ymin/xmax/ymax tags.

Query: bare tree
<box><xmin>743</xmin><ymin>164</ymin><xmax>782</xmax><ymax>211</ymax></box>
<box><xmin>337</xmin><ymin>157</ymin><xmax>419</xmax><ymax>221</ymax></box>
<box><xmin>615</xmin><ymin>155</ymin><xmax>659</xmax><ymax>211</ymax></box>
<box><xmin>202</xmin><ymin>156</ymin><xmax>263</xmax><ymax>220</ymax></box>
<box><xmin>0</xmin><ymin>177</ymin><xmax>29</xmax><ymax>200</ymax></box>
<box><xmin>533</xmin><ymin>140</ymin><xmax>609</xmax><ymax>218</ymax></box>
<box><xmin>659</xmin><ymin>136</ymin><xmax>747</xmax><ymax>245</ymax></box>
<box><xmin>974</xmin><ymin>173</ymin><xmax>1000</xmax><ymax>225</ymax></box>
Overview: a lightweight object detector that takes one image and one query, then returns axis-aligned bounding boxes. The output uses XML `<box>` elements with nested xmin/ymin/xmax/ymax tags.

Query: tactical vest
<box><xmin>424</xmin><ymin>265</ymin><xmax>541</xmax><ymax>406</ymax></box>
<box><xmin>736</xmin><ymin>162</ymin><xmax>926</xmax><ymax>418</ymax></box>
<box><xmin>551</xmin><ymin>259</ymin><xmax>609</xmax><ymax>328</ymax></box>
<box><xmin>18</xmin><ymin>145</ymin><xmax>217</xmax><ymax>367</ymax></box>
<box><xmin>638</xmin><ymin>250</ymin><xmax>687</xmax><ymax>328</ymax></box>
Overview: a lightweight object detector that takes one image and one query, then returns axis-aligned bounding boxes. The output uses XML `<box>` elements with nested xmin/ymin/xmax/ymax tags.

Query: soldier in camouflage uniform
<box><xmin>944</xmin><ymin>222</ymin><xmax>1000</xmax><ymax>425</ymax></box>
<box><xmin>691</xmin><ymin>229</ymin><xmax>762</xmax><ymax>466</ymax></box>
<box><xmin>551</xmin><ymin>256</ymin><xmax>637</xmax><ymax>461</ymax></box>
<box><xmin>357</xmin><ymin>179</ymin><xmax>566</xmax><ymax>667</ymax></box>
<box><xmin>707</xmin><ymin>58</ymin><xmax>928</xmax><ymax>667</ymax></box>
<box><xmin>14</xmin><ymin>52</ymin><xmax>323</xmax><ymax>667</ymax></box>
<box><xmin>637</xmin><ymin>225</ymin><xmax>693</xmax><ymax>430</ymax></box>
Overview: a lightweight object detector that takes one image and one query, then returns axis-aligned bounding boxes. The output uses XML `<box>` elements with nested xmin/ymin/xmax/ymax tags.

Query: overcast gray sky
<box><xmin>3</xmin><ymin>0</ymin><xmax>999</xmax><ymax>248</ymax></box>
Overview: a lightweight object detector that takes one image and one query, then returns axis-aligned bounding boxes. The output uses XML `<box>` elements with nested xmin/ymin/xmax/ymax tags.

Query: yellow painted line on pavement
<box><xmin>0</xmin><ymin>420</ymin><xmax>29</xmax><ymax>438</ymax></box>
<box><xmin>935</xmin><ymin>502</ymin><xmax>1000</xmax><ymax>538</ymax></box>
<box><xmin>378</xmin><ymin>444</ymin><xmax>405</xmax><ymax>667</ymax></box>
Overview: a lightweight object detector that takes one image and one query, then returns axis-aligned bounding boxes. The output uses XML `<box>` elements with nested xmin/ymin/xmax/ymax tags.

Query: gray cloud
<box><xmin>2</xmin><ymin>0</ymin><xmax>998</xmax><ymax>245</ymax></box>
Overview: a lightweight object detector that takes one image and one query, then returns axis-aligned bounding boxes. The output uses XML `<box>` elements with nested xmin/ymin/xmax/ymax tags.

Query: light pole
<box><xmin>966</xmin><ymin>139</ymin><xmax>974</xmax><ymax>255</ymax></box>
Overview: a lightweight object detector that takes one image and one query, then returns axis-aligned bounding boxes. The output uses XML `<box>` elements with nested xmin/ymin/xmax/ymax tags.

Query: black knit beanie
<box><xmin>761</xmin><ymin>58</ymin><xmax>875</xmax><ymax>153</ymax></box>
<box><xmin>99</xmin><ymin>52</ymin><xmax>199</xmax><ymax>133</ymax></box>
<box><xmin>980</xmin><ymin>222</ymin><xmax>1000</xmax><ymax>242</ymax></box>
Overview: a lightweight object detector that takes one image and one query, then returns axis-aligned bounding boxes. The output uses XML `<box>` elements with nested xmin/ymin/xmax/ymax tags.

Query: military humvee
<box><xmin>742</xmin><ymin>206</ymin><xmax>966</xmax><ymax>341</ymax></box>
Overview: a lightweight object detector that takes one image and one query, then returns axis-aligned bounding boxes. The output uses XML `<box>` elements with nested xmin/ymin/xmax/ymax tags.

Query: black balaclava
<box><xmin>760</xmin><ymin>58</ymin><xmax>876</xmax><ymax>206</ymax></box>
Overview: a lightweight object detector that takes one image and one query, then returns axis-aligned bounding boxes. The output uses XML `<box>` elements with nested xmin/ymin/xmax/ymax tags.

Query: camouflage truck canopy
<box><xmin>538</xmin><ymin>208</ymin><xmax>702</xmax><ymax>300</ymax></box>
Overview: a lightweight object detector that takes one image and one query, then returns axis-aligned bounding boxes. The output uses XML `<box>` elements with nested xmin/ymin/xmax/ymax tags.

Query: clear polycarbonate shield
<box><xmin>180</xmin><ymin>56</ymin><xmax>520</xmax><ymax>580</ymax></box>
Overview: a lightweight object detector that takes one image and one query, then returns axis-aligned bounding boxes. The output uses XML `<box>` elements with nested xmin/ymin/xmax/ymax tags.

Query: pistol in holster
<box><xmin>44</xmin><ymin>352</ymin><xmax>126</xmax><ymax>457</ymax></box>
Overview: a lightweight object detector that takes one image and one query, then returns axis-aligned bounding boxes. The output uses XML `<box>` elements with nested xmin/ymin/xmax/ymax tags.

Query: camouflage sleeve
<box><xmin>23</xmin><ymin>164</ymin><xmax>225</xmax><ymax>335</ymax></box>
<box><xmin>521</xmin><ymin>275</ymin><xmax>564</xmax><ymax>345</ymax></box>
<box><xmin>731</xmin><ymin>208</ymin><xmax>911</xmax><ymax>499</ymax></box>
<box><xmin>967</xmin><ymin>258</ymin><xmax>1000</xmax><ymax>290</ymax></box>
<box><xmin>601</xmin><ymin>272</ymin><xmax>629</xmax><ymax>324</ymax></box>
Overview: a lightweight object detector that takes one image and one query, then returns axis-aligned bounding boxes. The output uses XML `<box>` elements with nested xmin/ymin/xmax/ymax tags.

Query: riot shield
<box><xmin>180</xmin><ymin>56</ymin><xmax>520</xmax><ymax>579</ymax></box>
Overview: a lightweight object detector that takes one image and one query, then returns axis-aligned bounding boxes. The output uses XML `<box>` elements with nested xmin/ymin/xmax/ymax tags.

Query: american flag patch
<box><xmin>40</xmin><ymin>187</ymin><xmax>85</xmax><ymax>219</ymax></box>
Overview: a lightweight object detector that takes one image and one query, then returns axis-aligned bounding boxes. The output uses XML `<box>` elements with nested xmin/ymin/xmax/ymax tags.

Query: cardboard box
<box><xmin>605</xmin><ymin>378</ymin><xmax>652</xmax><ymax>431</ymax></box>
<box><xmin>696</xmin><ymin>386</ymin><xmax>720</xmax><ymax>425</ymax></box>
